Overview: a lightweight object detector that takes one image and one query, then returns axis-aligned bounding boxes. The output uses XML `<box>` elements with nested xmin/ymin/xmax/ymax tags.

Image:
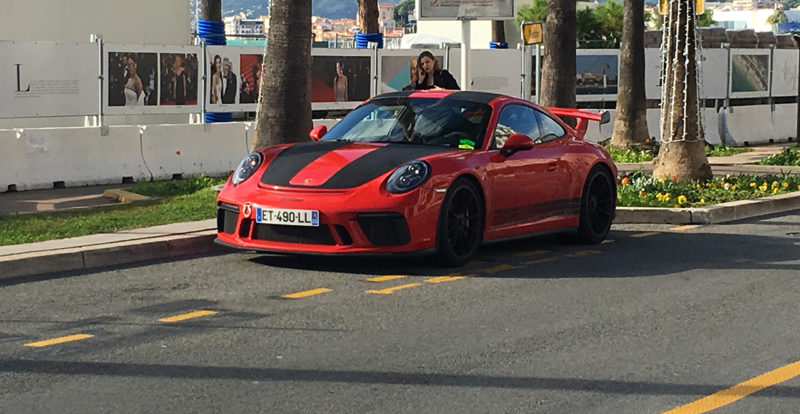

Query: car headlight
<box><xmin>386</xmin><ymin>161</ymin><xmax>430</xmax><ymax>194</ymax></box>
<box><xmin>231</xmin><ymin>152</ymin><xmax>263</xmax><ymax>185</ymax></box>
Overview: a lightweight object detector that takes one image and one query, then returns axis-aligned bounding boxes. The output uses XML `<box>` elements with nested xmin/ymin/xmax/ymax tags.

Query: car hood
<box><xmin>260</xmin><ymin>140</ymin><xmax>456</xmax><ymax>189</ymax></box>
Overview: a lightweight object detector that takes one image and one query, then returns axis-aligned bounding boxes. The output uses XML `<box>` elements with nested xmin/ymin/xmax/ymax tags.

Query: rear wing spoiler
<box><xmin>545</xmin><ymin>107</ymin><xmax>610</xmax><ymax>140</ymax></box>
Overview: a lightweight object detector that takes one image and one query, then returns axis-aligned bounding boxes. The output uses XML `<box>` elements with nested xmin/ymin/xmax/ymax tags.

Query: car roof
<box><xmin>373</xmin><ymin>90</ymin><xmax>506</xmax><ymax>106</ymax></box>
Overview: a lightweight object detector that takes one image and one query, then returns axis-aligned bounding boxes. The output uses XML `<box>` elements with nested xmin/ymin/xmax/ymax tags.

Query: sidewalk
<box><xmin>1</xmin><ymin>143</ymin><xmax>799</xmax><ymax>280</ymax></box>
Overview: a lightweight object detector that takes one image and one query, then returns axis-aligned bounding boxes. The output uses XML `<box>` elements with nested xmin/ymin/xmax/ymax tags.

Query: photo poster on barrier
<box><xmin>771</xmin><ymin>49</ymin><xmax>799</xmax><ymax>97</ymax></box>
<box><xmin>105</xmin><ymin>45</ymin><xmax>201</xmax><ymax>114</ymax></box>
<box><xmin>206</xmin><ymin>46</ymin><xmax>262</xmax><ymax>112</ymax></box>
<box><xmin>0</xmin><ymin>41</ymin><xmax>98</xmax><ymax>119</ymax></box>
<box><xmin>311</xmin><ymin>49</ymin><xmax>373</xmax><ymax>111</ymax></box>
<box><xmin>575</xmin><ymin>50</ymin><xmax>619</xmax><ymax>102</ymax></box>
<box><xmin>729</xmin><ymin>49</ymin><xmax>771</xmax><ymax>99</ymax></box>
<box><xmin>379</xmin><ymin>51</ymin><xmax>446</xmax><ymax>94</ymax></box>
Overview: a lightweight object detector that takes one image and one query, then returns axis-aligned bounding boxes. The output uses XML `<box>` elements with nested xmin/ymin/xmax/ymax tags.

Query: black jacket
<box><xmin>414</xmin><ymin>69</ymin><xmax>460</xmax><ymax>90</ymax></box>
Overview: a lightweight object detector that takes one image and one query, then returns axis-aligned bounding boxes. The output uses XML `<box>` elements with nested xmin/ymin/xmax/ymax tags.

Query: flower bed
<box><xmin>617</xmin><ymin>170</ymin><xmax>800</xmax><ymax>208</ymax></box>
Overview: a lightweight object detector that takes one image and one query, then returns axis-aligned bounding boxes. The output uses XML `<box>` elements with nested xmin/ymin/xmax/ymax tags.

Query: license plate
<box><xmin>255</xmin><ymin>206</ymin><xmax>319</xmax><ymax>227</ymax></box>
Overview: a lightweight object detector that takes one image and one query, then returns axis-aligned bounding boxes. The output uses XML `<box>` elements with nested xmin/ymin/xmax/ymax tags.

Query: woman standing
<box><xmin>414</xmin><ymin>51</ymin><xmax>460</xmax><ymax>90</ymax></box>
<box><xmin>123</xmin><ymin>60</ymin><xmax>144</xmax><ymax>106</ymax></box>
<box><xmin>333</xmin><ymin>61</ymin><xmax>348</xmax><ymax>102</ymax></box>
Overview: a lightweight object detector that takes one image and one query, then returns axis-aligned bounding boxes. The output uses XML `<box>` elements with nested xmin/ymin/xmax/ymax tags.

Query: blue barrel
<box><xmin>356</xmin><ymin>32</ymin><xmax>383</xmax><ymax>49</ymax></box>
<box><xmin>489</xmin><ymin>41</ymin><xmax>508</xmax><ymax>49</ymax></box>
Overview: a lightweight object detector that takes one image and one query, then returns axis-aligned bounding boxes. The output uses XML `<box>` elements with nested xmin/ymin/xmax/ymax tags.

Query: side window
<box><xmin>535</xmin><ymin>110</ymin><xmax>567</xmax><ymax>143</ymax></box>
<box><xmin>492</xmin><ymin>104</ymin><xmax>540</xmax><ymax>149</ymax></box>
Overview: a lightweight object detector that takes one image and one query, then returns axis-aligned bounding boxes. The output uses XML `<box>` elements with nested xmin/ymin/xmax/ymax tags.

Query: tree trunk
<box><xmin>200</xmin><ymin>0</ymin><xmax>221</xmax><ymax>21</ymax></box>
<box><xmin>610</xmin><ymin>0</ymin><xmax>650</xmax><ymax>148</ymax></box>
<box><xmin>492</xmin><ymin>20</ymin><xmax>506</xmax><ymax>43</ymax></box>
<box><xmin>652</xmin><ymin>0</ymin><xmax>711</xmax><ymax>180</ymax></box>
<box><xmin>540</xmin><ymin>0</ymin><xmax>576</xmax><ymax>126</ymax></box>
<box><xmin>358</xmin><ymin>0</ymin><xmax>379</xmax><ymax>34</ymax></box>
<box><xmin>250</xmin><ymin>0</ymin><xmax>313</xmax><ymax>151</ymax></box>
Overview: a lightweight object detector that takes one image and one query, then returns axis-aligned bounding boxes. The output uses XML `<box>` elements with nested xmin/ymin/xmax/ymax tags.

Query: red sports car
<box><xmin>216</xmin><ymin>90</ymin><xmax>616</xmax><ymax>266</ymax></box>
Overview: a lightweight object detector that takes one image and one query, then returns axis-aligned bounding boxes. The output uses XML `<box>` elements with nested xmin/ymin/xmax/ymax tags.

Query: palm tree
<box><xmin>540</xmin><ymin>0</ymin><xmax>577</xmax><ymax>124</ymax></box>
<box><xmin>358</xmin><ymin>0</ymin><xmax>379</xmax><ymax>34</ymax></box>
<box><xmin>251</xmin><ymin>0</ymin><xmax>313</xmax><ymax>151</ymax></box>
<box><xmin>610</xmin><ymin>0</ymin><xmax>650</xmax><ymax>148</ymax></box>
<box><xmin>652</xmin><ymin>0</ymin><xmax>712</xmax><ymax>180</ymax></box>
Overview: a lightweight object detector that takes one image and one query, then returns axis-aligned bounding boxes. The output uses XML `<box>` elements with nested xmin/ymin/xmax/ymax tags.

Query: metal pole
<box><xmin>794</xmin><ymin>35</ymin><xmax>800</xmax><ymax>142</ymax></box>
<box><xmin>521</xmin><ymin>44</ymin><xmax>528</xmax><ymax>99</ymax></box>
<box><xmin>200</xmin><ymin>38</ymin><xmax>207</xmax><ymax>123</ymax></box>
<box><xmin>534</xmin><ymin>44</ymin><xmax>541</xmax><ymax>105</ymax></box>
<box><xmin>460</xmin><ymin>17</ymin><xmax>472</xmax><ymax>91</ymax></box>
<box><xmin>93</xmin><ymin>34</ymin><xmax>104</xmax><ymax>128</ymax></box>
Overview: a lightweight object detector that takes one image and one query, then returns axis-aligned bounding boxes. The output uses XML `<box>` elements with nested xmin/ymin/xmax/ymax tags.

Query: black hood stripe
<box><xmin>261</xmin><ymin>141</ymin><xmax>351</xmax><ymax>186</ymax></box>
<box><xmin>320</xmin><ymin>144</ymin><xmax>454</xmax><ymax>189</ymax></box>
<box><xmin>261</xmin><ymin>141</ymin><xmax>455</xmax><ymax>188</ymax></box>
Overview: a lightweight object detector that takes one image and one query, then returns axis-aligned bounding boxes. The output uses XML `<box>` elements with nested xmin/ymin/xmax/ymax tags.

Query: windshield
<box><xmin>323</xmin><ymin>97</ymin><xmax>492</xmax><ymax>150</ymax></box>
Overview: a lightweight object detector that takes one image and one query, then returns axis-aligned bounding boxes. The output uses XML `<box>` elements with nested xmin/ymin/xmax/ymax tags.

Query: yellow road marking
<box><xmin>631</xmin><ymin>232</ymin><xmax>660</xmax><ymax>238</ymax></box>
<box><xmin>671</xmin><ymin>225</ymin><xmax>699</xmax><ymax>231</ymax></box>
<box><xmin>25</xmin><ymin>334</ymin><xmax>94</xmax><ymax>348</ymax></box>
<box><xmin>281</xmin><ymin>288</ymin><xmax>332</xmax><ymax>299</ymax></box>
<box><xmin>516</xmin><ymin>249</ymin><xmax>548</xmax><ymax>256</ymax></box>
<box><xmin>425</xmin><ymin>275</ymin><xmax>468</xmax><ymax>284</ymax></box>
<box><xmin>482</xmin><ymin>264</ymin><xmax>521</xmax><ymax>274</ymax></box>
<box><xmin>663</xmin><ymin>360</ymin><xmax>800</xmax><ymax>414</ymax></box>
<box><xmin>366</xmin><ymin>275</ymin><xmax>406</xmax><ymax>282</ymax></box>
<box><xmin>562</xmin><ymin>250</ymin><xmax>601</xmax><ymax>257</ymax></box>
<box><xmin>365</xmin><ymin>283</ymin><xmax>421</xmax><ymax>295</ymax></box>
<box><xmin>523</xmin><ymin>257</ymin><xmax>558</xmax><ymax>265</ymax></box>
<box><xmin>158</xmin><ymin>310</ymin><xmax>218</xmax><ymax>323</ymax></box>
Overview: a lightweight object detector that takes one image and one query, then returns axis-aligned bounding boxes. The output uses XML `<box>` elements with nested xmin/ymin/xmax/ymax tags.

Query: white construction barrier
<box><xmin>720</xmin><ymin>105</ymin><xmax>797</xmax><ymax>146</ymax></box>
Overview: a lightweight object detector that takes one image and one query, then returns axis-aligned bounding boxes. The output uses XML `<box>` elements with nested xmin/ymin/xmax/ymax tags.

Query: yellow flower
<box><xmin>663</xmin><ymin>194</ymin><xmax>670</xmax><ymax>202</ymax></box>
<box><xmin>677</xmin><ymin>195</ymin><xmax>688</xmax><ymax>204</ymax></box>
<box><xmin>725</xmin><ymin>174</ymin><xmax>731</xmax><ymax>180</ymax></box>
<box><xmin>750</xmin><ymin>182</ymin><xmax>756</xmax><ymax>188</ymax></box>
<box><xmin>782</xmin><ymin>182</ymin><xmax>789</xmax><ymax>189</ymax></box>
<box><xmin>771</xmin><ymin>181</ymin><xmax>779</xmax><ymax>188</ymax></box>
<box><xmin>659</xmin><ymin>179</ymin><xmax>665</xmax><ymax>185</ymax></box>
<box><xmin>696</xmin><ymin>184</ymin><xmax>702</xmax><ymax>190</ymax></box>
<box><xmin>759</xmin><ymin>185</ymin><xmax>768</xmax><ymax>192</ymax></box>
<box><xmin>773</xmin><ymin>187</ymin><xmax>779</xmax><ymax>194</ymax></box>
<box><xmin>699</xmin><ymin>198</ymin><xmax>705</xmax><ymax>204</ymax></box>
<box><xmin>656</xmin><ymin>192</ymin><xmax>664</xmax><ymax>201</ymax></box>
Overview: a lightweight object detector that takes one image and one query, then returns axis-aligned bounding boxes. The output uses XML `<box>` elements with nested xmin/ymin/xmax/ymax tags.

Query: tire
<box><xmin>576</xmin><ymin>166</ymin><xmax>615</xmax><ymax>244</ymax></box>
<box><xmin>436</xmin><ymin>178</ymin><xmax>484</xmax><ymax>267</ymax></box>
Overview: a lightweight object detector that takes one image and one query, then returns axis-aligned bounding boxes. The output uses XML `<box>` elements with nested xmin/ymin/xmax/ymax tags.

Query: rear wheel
<box><xmin>576</xmin><ymin>166</ymin><xmax>615</xmax><ymax>244</ymax></box>
<box><xmin>436</xmin><ymin>179</ymin><xmax>484</xmax><ymax>267</ymax></box>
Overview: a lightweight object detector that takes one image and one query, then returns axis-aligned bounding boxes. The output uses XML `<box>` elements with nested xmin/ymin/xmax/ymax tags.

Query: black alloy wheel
<box><xmin>576</xmin><ymin>166</ymin><xmax>615</xmax><ymax>244</ymax></box>
<box><xmin>437</xmin><ymin>179</ymin><xmax>484</xmax><ymax>267</ymax></box>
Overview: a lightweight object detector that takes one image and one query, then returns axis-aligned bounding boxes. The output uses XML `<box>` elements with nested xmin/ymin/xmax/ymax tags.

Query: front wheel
<box><xmin>576</xmin><ymin>166</ymin><xmax>615</xmax><ymax>244</ymax></box>
<box><xmin>436</xmin><ymin>178</ymin><xmax>484</xmax><ymax>267</ymax></box>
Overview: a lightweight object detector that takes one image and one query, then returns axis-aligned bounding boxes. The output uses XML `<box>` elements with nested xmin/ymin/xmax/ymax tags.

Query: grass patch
<box><xmin>605</xmin><ymin>143</ymin><xmax>750</xmax><ymax>163</ymax></box>
<box><xmin>759</xmin><ymin>144</ymin><xmax>800</xmax><ymax>166</ymax></box>
<box><xmin>618</xmin><ymin>170</ymin><xmax>800</xmax><ymax>208</ymax></box>
<box><xmin>0</xmin><ymin>176</ymin><xmax>226</xmax><ymax>246</ymax></box>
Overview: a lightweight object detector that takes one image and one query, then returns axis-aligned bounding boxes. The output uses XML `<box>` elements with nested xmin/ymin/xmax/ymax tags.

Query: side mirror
<box><xmin>500</xmin><ymin>133</ymin><xmax>535</xmax><ymax>156</ymax></box>
<box><xmin>309</xmin><ymin>125</ymin><xmax>327</xmax><ymax>141</ymax></box>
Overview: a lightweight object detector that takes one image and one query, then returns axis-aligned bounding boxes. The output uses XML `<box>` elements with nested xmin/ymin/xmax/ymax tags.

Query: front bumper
<box><xmin>215</xmin><ymin>183</ymin><xmax>443</xmax><ymax>255</ymax></box>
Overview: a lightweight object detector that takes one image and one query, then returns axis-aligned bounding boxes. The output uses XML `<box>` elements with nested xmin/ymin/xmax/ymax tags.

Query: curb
<box><xmin>0</xmin><ymin>229</ymin><xmax>218</xmax><ymax>281</ymax></box>
<box><xmin>615</xmin><ymin>191</ymin><xmax>800</xmax><ymax>224</ymax></box>
<box><xmin>2</xmin><ymin>192</ymin><xmax>799</xmax><ymax>280</ymax></box>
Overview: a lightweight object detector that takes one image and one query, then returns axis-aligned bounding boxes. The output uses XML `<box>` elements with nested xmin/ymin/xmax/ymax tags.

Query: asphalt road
<box><xmin>1</xmin><ymin>212</ymin><xmax>799</xmax><ymax>413</ymax></box>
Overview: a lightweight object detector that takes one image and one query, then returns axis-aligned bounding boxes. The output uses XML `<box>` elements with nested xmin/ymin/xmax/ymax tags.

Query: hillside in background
<box><xmin>221</xmin><ymin>0</ymin><xmax>402</xmax><ymax>19</ymax></box>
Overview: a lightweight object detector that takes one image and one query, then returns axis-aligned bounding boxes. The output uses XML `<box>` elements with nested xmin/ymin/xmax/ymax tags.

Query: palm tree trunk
<box><xmin>610</xmin><ymin>0</ymin><xmax>650</xmax><ymax>148</ymax></box>
<box><xmin>251</xmin><ymin>0</ymin><xmax>313</xmax><ymax>151</ymax></box>
<box><xmin>200</xmin><ymin>0</ymin><xmax>221</xmax><ymax>21</ymax></box>
<box><xmin>540</xmin><ymin>0</ymin><xmax>576</xmax><ymax>126</ymax></box>
<box><xmin>652</xmin><ymin>0</ymin><xmax>711</xmax><ymax>180</ymax></box>
<box><xmin>358</xmin><ymin>0</ymin><xmax>379</xmax><ymax>33</ymax></box>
